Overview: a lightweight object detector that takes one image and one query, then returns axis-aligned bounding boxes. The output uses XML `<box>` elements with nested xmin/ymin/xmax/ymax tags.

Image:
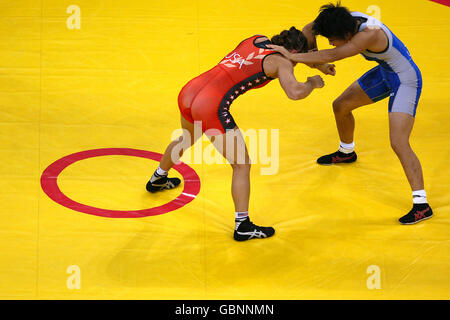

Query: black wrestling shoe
<box><xmin>146</xmin><ymin>175</ymin><xmax>181</xmax><ymax>193</ymax></box>
<box><xmin>317</xmin><ymin>150</ymin><xmax>357</xmax><ymax>165</ymax></box>
<box><xmin>399</xmin><ymin>203</ymin><xmax>433</xmax><ymax>225</ymax></box>
<box><xmin>233</xmin><ymin>217</ymin><xmax>275</xmax><ymax>241</ymax></box>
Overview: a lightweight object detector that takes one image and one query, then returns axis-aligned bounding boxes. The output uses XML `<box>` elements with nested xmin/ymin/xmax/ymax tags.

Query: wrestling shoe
<box><xmin>398</xmin><ymin>203</ymin><xmax>433</xmax><ymax>225</ymax></box>
<box><xmin>317</xmin><ymin>150</ymin><xmax>357</xmax><ymax>165</ymax></box>
<box><xmin>146</xmin><ymin>175</ymin><xmax>181</xmax><ymax>193</ymax></box>
<box><xmin>233</xmin><ymin>217</ymin><xmax>275</xmax><ymax>241</ymax></box>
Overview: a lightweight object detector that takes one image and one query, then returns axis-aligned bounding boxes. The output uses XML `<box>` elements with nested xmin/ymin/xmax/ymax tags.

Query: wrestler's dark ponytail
<box><xmin>271</xmin><ymin>26</ymin><xmax>308</xmax><ymax>53</ymax></box>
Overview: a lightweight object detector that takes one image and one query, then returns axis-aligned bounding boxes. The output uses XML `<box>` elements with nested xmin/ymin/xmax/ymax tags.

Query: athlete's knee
<box><xmin>178</xmin><ymin>130</ymin><xmax>196</xmax><ymax>147</ymax></box>
<box><xmin>332</xmin><ymin>97</ymin><xmax>351</xmax><ymax>116</ymax></box>
<box><xmin>173</xmin><ymin>135</ymin><xmax>187</xmax><ymax>150</ymax></box>
<box><xmin>170</xmin><ymin>134</ymin><xmax>193</xmax><ymax>159</ymax></box>
<box><xmin>390</xmin><ymin>136</ymin><xmax>410</xmax><ymax>154</ymax></box>
<box><xmin>173</xmin><ymin>135</ymin><xmax>184</xmax><ymax>144</ymax></box>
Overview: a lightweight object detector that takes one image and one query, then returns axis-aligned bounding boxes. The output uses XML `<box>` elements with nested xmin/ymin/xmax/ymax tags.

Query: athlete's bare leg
<box><xmin>208</xmin><ymin>127</ymin><xmax>275</xmax><ymax>240</ymax></box>
<box><xmin>332</xmin><ymin>81</ymin><xmax>425</xmax><ymax>191</ymax></box>
<box><xmin>317</xmin><ymin>81</ymin><xmax>376</xmax><ymax>164</ymax></box>
<box><xmin>159</xmin><ymin>115</ymin><xmax>201</xmax><ymax>171</ymax></box>
<box><xmin>332</xmin><ymin>81</ymin><xmax>375</xmax><ymax>143</ymax></box>
<box><xmin>324</xmin><ymin>81</ymin><xmax>432</xmax><ymax>224</ymax></box>
<box><xmin>146</xmin><ymin>115</ymin><xmax>201</xmax><ymax>193</ymax></box>
<box><xmin>208</xmin><ymin>127</ymin><xmax>250</xmax><ymax>212</ymax></box>
<box><xmin>389</xmin><ymin>112</ymin><xmax>433</xmax><ymax>224</ymax></box>
<box><xmin>389</xmin><ymin>112</ymin><xmax>424</xmax><ymax>191</ymax></box>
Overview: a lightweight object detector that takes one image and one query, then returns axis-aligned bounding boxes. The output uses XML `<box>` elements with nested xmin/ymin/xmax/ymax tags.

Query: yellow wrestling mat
<box><xmin>0</xmin><ymin>0</ymin><xmax>449</xmax><ymax>299</ymax></box>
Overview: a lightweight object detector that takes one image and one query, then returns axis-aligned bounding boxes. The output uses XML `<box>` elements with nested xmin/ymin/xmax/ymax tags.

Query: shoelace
<box><xmin>165</xmin><ymin>180</ymin><xmax>175</xmax><ymax>189</ymax></box>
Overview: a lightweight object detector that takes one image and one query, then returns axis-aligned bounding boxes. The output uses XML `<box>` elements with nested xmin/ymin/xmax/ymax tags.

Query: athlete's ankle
<box><xmin>412</xmin><ymin>189</ymin><xmax>427</xmax><ymax>204</ymax></box>
<box><xmin>150</xmin><ymin>166</ymin><xmax>168</xmax><ymax>183</ymax></box>
<box><xmin>338</xmin><ymin>141</ymin><xmax>355</xmax><ymax>154</ymax></box>
<box><xmin>235</xmin><ymin>211</ymin><xmax>249</xmax><ymax>230</ymax></box>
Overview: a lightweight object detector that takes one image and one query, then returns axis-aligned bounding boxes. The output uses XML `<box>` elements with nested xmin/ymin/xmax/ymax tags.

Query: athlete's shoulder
<box><xmin>241</xmin><ymin>34</ymin><xmax>268</xmax><ymax>43</ymax></box>
<box><xmin>263</xmin><ymin>53</ymin><xmax>291</xmax><ymax>78</ymax></box>
<box><xmin>353</xmin><ymin>10</ymin><xmax>384</xmax><ymax>29</ymax></box>
<box><xmin>233</xmin><ymin>34</ymin><xmax>268</xmax><ymax>50</ymax></box>
<box><xmin>249</xmin><ymin>34</ymin><xmax>270</xmax><ymax>46</ymax></box>
<box><xmin>253</xmin><ymin>34</ymin><xmax>269</xmax><ymax>39</ymax></box>
<box><xmin>252</xmin><ymin>35</ymin><xmax>279</xmax><ymax>53</ymax></box>
<box><xmin>352</xmin><ymin>27</ymin><xmax>378</xmax><ymax>45</ymax></box>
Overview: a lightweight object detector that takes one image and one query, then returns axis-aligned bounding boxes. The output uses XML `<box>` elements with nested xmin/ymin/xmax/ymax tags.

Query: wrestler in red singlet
<box><xmin>147</xmin><ymin>27</ymin><xmax>334</xmax><ymax>241</ymax></box>
<box><xmin>178</xmin><ymin>35</ymin><xmax>278</xmax><ymax>134</ymax></box>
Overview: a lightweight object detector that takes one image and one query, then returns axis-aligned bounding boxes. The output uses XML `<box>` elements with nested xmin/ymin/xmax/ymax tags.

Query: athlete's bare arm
<box><xmin>267</xmin><ymin>28</ymin><xmax>386</xmax><ymax>64</ymax></box>
<box><xmin>256</xmin><ymin>35</ymin><xmax>335</xmax><ymax>76</ymax></box>
<box><xmin>301</xmin><ymin>22</ymin><xmax>337</xmax><ymax>75</ymax></box>
<box><xmin>263</xmin><ymin>54</ymin><xmax>324</xmax><ymax>100</ymax></box>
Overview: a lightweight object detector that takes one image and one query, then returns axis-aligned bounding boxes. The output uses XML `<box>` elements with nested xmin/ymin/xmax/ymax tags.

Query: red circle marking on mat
<box><xmin>40</xmin><ymin>148</ymin><xmax>201</xmax><ymax>218</ymax></box>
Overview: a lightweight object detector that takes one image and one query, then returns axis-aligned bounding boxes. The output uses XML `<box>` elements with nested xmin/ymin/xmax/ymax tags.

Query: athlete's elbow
<box><xmin>291</xmin><ymin>83</ymin><xmax>312</xmax><ymax>100</ymax></box>
<box><xmin>286</xmin><ymin>91</ymin><xmax>299</xmax><ymax>100</ymax></box>
<box><xmin>287</xmin><ymin>89</ymin><xmax>309</xmax><ymax>100</ymax></box>
<box><xmin>296</xmin><ymin>91</ymin><xmax>310</xmax><ymax>100</ymax></box>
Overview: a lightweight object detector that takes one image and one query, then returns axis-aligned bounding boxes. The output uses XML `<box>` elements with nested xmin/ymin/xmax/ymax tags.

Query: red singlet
<box><xmin>178</xmin><ymin>35</ymin><xmax>278</xmax><ymax>135</ymax></box>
